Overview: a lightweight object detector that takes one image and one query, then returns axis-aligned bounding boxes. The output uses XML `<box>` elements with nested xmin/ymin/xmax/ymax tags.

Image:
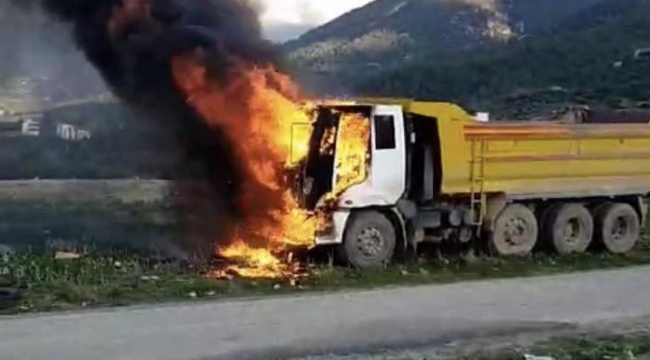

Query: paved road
<box><xmin>2</xmin><ymin>266</ymin><xmax>650</xmax><ymax>360</ymax></box>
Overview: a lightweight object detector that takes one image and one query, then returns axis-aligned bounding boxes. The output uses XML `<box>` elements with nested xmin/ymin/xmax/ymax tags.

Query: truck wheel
<box><xmin>489</xmin><ymin>204</ymin><xmax>538</xmax><ymax>256</ymax></box>
<box><xmin>545</xmin><ymin>203</ymin><xmax>593</xmax><ymax>255</ymax></box>
<box><xmin>339</xmin><ymin>211</ymin><xmax>396</xmax><ymax>269</ymax></box>
<box><xmin>595</xmin><ymin>203</ymin><xmax>640</xmax><ymax>254</ymax></box>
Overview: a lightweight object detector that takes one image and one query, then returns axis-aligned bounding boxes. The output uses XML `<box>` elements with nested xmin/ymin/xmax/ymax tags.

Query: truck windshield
<box><xmin>302</xmin><ymin>105</ymin><xmax>371</xmax><ymax>210</ymax></box>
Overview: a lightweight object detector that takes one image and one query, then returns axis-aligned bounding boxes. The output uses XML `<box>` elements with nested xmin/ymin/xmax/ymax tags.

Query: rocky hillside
<box><xmin>286</xmin><ymin>0</ymin><xmax>649</xmax><ymax>119</ymax></box>
<box><xmin>284</xmin><ymin>0</ymin><xmax>603</xmax><ymax>76</ymax></box>
<box><xmin>0</xmin><ymin>3</ymin><xmax>106</xmax><ymax>114</ymax></box>
<box><xmin>355</xmin><ymin>0</ymin><xmax>650</xmax><ymax>118</ymax></box>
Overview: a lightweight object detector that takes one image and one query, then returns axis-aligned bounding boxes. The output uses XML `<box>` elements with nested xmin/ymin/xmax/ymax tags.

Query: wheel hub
<box><xmin>356</xmin><ymin>227</ymin><xmax>384</xmax><ymax>257</ymax></box>
<box><xmin>562</xmin><ymin>218</ymin><xmax>580</xmax><ymax>244</ymax></box>
<box><xmin>504</xmin><ymin>217</ymin><xmax>527</xmax><ymax>245</ymax></box>
<box><xmin>611</xmin><ymin>217</ymin><xmax>628</xmax><ymax>241</ymax></box>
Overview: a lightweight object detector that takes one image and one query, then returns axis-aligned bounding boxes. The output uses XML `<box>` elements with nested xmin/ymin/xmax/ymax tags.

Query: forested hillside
<box><xmin>356</xmin><ymin>0</ymin><xmax>650</xmax><ymax>118</ymax></box>
<box><xmin>285</xmin><ymin>0</ymin><xmax>602</xmax><ymax>76</ymax></box>
<box><xmin>287</xmin><ymin>0</ymin><xmax>650</xmax><ymax>119</ymax></box>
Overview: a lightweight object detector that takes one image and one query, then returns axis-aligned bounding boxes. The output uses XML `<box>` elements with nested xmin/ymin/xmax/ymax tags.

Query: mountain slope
<box><xmin>284</xmin><ymin>0</ymin><xmax>602</xmax><ymax>75</ymax></box>
<box><xmin>355</xmin><ymin>0</ymin><xmax>650</xmax><ymax>118</ymax></box>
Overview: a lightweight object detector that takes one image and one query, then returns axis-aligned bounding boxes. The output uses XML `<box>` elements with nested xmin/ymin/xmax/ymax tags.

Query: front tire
<box><xmin>339</xmin><ymin>211</ymin><xmax>396</xmax><ymax>269</ymax></box>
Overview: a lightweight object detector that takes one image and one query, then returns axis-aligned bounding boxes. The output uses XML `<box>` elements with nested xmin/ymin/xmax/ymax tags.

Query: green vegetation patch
<box><xmin>2</xmin><ymin>240</ymin><xmax>650</xmax><ymax>314</ymax></box>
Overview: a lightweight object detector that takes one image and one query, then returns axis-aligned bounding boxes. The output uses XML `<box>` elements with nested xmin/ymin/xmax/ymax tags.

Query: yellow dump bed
<box><xmin>450</xmin><ymin>120</ymin><xmax>650</xmax><ymax>199</ymax></box>
<box><xmin>438</xmin><ymin>108</ymin><xmax>650</xmax><ymax>200</ymax></box>
<box><xmin>388</xmin><ymin>100</ymin><xmax>650</xmax><ymax>200</ymax></box>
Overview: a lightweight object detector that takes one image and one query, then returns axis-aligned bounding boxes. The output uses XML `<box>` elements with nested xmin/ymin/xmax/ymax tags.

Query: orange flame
<box><xmin>329</xmin><ymin>113</ymin><xmax>371</xmax><ymax>202</ymax></box>
<box><xmin>216</xmin><ymin>240</ymin><xmax>290</xmax><ymax>279</ymax></box>
<box><xmin>171</xmin><ymin>54</ymin><xmax>373</xmax><ymax>279</ymax></box>
<box><xmin>171</xmin><ymin>53</ymin><xmax>321</xmax><ymax>278</ymax></box>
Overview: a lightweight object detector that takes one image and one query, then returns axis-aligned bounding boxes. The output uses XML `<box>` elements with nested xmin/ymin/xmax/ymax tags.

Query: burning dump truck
<box><xmin>15</xmin><ymin>0</ymin><xmax>650</xmax><ymax>278</ymax></box>
<box><xmin>287</xmin><ymin>99</ymin><xmax>650</xmax><ymax>269</ymax></box>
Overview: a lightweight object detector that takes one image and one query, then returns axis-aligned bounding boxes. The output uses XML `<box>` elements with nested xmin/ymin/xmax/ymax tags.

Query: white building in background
<box><xmin>0</xmin><ymin>112</ymin><xmax>91</xmax><ymax>140</ymax></box>
<box><xmin>21</xmin><ymin>118</ymin><xmax>41</xmax><ymax>136</ymax></box>
<box><xmin>56</xmin><ymin>123</ymin><xmax>75</xmax><ymax>140</ymax></box>
<box><xmin>56</xmin><ymin>123</ymin><xmax>92</xmax><ymax>141</ymax></box>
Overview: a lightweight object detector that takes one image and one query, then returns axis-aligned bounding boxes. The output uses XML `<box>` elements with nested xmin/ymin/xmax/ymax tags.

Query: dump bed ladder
<box><xmin>469</xmin><ymin>138</ymin><xmax>487</xmax><ymax>228</ymax></box>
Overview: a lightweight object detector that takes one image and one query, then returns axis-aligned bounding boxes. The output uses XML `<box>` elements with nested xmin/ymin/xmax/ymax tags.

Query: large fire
<box><xmin>171</xmin><ymin>57</ymin><xmax>373</xmax><ymax>279</ymax></box>
<box><xmin>171</xmin><ymin>54</ymin><xmax>322</xmax><ymax>278</ymax></box>
<box><xmin>106</xmin><ymin>0</ymin><xmax>371</xmax><ymax>279</ymax></box>
<box><xmin>172</xmin><ymin>58</ymin><xmax>374</xmax><ymax>278</ymax></box>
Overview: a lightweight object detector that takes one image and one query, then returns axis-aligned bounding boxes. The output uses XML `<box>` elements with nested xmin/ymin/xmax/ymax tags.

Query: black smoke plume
<box><xmin>17</xmin><ymin>0</ymin><xmax>289</xmax><ymax>255</ymax></box>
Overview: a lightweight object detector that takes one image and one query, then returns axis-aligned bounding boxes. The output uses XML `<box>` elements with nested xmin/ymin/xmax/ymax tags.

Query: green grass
<box><xmin>458</xmin><ymin>333</ymin><xmax>650</xmax><ymax>360</ymax></box>
<box><xmin>0</xmin><ymin>253</ymin><xmax>247</xmax><ymax>313</ymax></box>
<box><xmin>2</xmin><ymin>240</ymin><xmax>650</xmax><ymax>314</ymax></box>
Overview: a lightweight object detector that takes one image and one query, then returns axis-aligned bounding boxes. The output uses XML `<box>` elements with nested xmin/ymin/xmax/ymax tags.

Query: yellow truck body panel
<box><xmin>362</xmin><ymin>99</ymin><xmax>650</xmax><ymax>200</ymax></box>
<box><xmin>446</xmin><ymin>120</ymin><xmax>650</xmax><ymax>199</ymax></box>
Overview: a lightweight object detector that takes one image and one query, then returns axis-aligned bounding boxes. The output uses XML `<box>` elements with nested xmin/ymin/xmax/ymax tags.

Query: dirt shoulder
<box><xmin>286</xmin><ymin>317</ymin><xmax>650</xmax><ymax>360</ymax></box>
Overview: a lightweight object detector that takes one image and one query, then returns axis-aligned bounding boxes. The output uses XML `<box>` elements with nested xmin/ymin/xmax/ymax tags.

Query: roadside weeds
<box><xmin>454</xmin><ymin>332</ymin><xmax>650</xmax><ymax>360</ymax></box>
<box><xmin>1</xmin><ymin>240</ymin><xmax>650</xmax><ymax>315</ymax></box>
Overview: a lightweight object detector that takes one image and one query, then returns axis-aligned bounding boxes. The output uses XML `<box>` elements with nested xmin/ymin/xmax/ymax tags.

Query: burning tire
<box><xmin>339</xmin><ymin>211</ymin><xmax>396</xmax><ymax>269</ymax></box>
<box><xmin>594</xmin><ymin>203</ymin><xmax>640</xmax><ymax>254</ymax></box>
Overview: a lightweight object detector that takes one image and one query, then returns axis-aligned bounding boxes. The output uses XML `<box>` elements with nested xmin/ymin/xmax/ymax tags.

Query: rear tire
<box><xmin>489</xmin><ymin>204</ymin><xmax>538</xmax><ymax>257</ymax></box>
<box><xmin>594</xmin><ymin>203</ymin><xmax>640</xmax><ymax>254</ymax></box>
<box><xmin>545</xmin><ymin>203</ymin><xmax>593</xmax><ymax>255</ymax></box>
<box><xmin>339</xmin><ymin>211</ymin><xmax>396</xmax><ymax>269</ymax></box>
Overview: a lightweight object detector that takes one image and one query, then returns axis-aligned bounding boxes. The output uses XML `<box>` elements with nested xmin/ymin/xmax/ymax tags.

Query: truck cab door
<box><xmin>368</xmin><ymin>105</ymin><xmax>407</xmax><ymax>204</ymax></box>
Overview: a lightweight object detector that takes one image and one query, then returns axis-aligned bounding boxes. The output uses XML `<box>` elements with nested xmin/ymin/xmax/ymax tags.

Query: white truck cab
<box><xmin>295</xmin><ymin>103</ymin><xmax>409</xmax><ymax>268</ymax></box>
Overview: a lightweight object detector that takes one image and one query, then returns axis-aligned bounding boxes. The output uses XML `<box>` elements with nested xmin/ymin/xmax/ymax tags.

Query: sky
<box><xmin>259</xmin><ymin>0</ymin><xmax>373</xmax><ymax>42</ymax></box>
